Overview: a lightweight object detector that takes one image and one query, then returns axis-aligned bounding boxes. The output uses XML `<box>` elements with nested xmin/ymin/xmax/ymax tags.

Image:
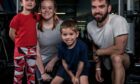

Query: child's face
<box><xmin>41</xmin><ymin>0</ymin><xmax>55</xmax><ymax>20</ymax></box>
<box><xmin>21</xmin><ymin>0</ymin><xmax>36</xmax><ymax>11</ymax></box>
<box><xmin>61</xmin><ymin>28</ymin><xmax>79</xmax><ymax>48</ymax></box>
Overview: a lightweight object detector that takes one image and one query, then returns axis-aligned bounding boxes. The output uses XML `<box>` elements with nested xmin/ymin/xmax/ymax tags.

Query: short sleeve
<box><xmin>57</xmin><ymin>44</ymin><xmax>63</xmax><ymax>59</ymax></box>
<box><xmin>79</xmin><ymin>43</ymin><xmax>88</xmax><ymax>62</ymax></box>
<box><xmin>112</xmin><ymin>16</ymin><xmax>129</xmax><ymax>37</ymax></box>
<box><xmin>9</xmin><ymin>15</ymin><xmax>19</xmax><ymax>30</ymax></box>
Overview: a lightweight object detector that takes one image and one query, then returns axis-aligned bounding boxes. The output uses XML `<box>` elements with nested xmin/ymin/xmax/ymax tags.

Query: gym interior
<box><xmin>0</xmin><ymin>0</ymin><xmax>140</xmax><ymax>84</ymax></box>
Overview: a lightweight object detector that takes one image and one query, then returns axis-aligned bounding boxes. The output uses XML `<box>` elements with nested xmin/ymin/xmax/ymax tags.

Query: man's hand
<box><xmin>93</xmin><ymin>56</ymin><xmax>100</xmax><ymax>62</ymax></box>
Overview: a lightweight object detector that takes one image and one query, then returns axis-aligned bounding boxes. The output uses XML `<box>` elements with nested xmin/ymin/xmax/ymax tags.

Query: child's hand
<box><xmin>74</xmin><ymin>77</ymin><xmax>79</xmax><ymax>84</ymax></box>
<box><xmin>72</xmin><ymin>77</ymin><xmax>79</xmax><ymax>84</ymax></box>
<box><xmin>72</xmin><ymin>77</ymin><xmax>75</xmax><ymax>84</ymax></box>
<box><xmin>41</xmin><ymin>73</ymin><xmax>52</xmax><ymax>82</ymax></box>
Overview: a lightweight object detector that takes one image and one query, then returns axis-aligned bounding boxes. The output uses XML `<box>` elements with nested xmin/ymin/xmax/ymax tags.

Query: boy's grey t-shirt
<box><xmin>87</xmin><ymin>14</ymin><xmax>129</xmax><ymax>70</ymax></box>
<box><xmin>37</xmin><ymin>21</ymin><xmax>62</xmax><ymax>63</ymax></box>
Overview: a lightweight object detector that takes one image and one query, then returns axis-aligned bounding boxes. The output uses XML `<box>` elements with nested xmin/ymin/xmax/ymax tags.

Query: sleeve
<box><xmin>112</xmin><ymin>16</ymin><xmax>129</xmax><ymax>37</ymax></box>
<box><xmin>87</xmin><ymin>21</ymin><xmax>96</xmax><ymax>41</ymax></box>
<box><xmin>9</xmin><ymin>15</ymin><xmax>19</xmax><ymax>30</ymax></box>
<box><xmin>87</xmin><ymin>33</ymin><xmax>93</xmax><ymax>41</ymax></box>
<box><xmin>57</xmin><ymin>44</ymin><xmax>63</xmax><ymax>59</ymax></box>
<box><xmin>87</xmin><ymin>23</ymin><xmax>92</xmax><ymax>40</ymax></box>
<box><xmin>80</xmin><ymin>43</ymin><xmax>88</xmax><ymax>63</ymax></box>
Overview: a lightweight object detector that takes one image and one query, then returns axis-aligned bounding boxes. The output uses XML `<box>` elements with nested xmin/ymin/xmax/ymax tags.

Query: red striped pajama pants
<box><xmin>13</xmin><ymin>46</ymin><xmax>36</xmax><ymax>84</ymax></box>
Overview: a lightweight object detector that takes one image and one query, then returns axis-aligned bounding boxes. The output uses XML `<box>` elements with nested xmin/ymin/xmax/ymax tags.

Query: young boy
<box><xmin>51</xmin><ymin>20</ymin><xmax>89</xmax><ymax>84</ymax></box>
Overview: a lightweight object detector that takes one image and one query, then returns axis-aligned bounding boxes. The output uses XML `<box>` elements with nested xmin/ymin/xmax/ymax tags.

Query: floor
<box><xmin>0</xmin><ymin>60</ymin><xmax>140</xmax><ymax>84</ymax></box>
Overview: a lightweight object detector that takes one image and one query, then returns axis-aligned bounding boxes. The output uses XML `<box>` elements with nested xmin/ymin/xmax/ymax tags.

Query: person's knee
<box><xmin>51</xmin><ymin>76</ymin><xmax>63</xmax><ymax>84</ymax></box>
<box><xmin>111</xmin><ymin>55</ymin><xmax>123</xmax><ymax>66</ymax></box>
<box><xmin>51</xmin><ymin>79</ymin><xmax>58</xmax><ymax>84</ymax></box>
<box><xmin>80</xmin><ymin>75</ymin><xmax>89</xmax><ymax>84</ymax></box>
<box><xmin>51</xmin><ymin>80</ymin><xmax>56</xmax><ymax>84</ymax></box>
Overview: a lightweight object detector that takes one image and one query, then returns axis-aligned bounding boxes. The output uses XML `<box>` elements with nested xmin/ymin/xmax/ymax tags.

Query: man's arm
<box><xmin>92</xmin><ymin>41</ymin><xmax>100</xmax><ymax>62</ymax></box>
<box><xmin>96</xmin><ymin>34</ymin><xmax>128</xmax><ymax>56</ymax></box>
<box><xmin>9</xmin><ymin>28</ymin><xmax>16</xmax><ymax>41</ymax></box>
<box><xmin>92</xmin><ymin>42</ymin><xmax>104</xmax><ymax>82</ymax></box>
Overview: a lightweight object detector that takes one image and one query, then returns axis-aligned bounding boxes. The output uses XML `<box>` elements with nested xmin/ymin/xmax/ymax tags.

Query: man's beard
<box><xmin>94</xmin><ymin>12</ymin><xmax>108</xmax><ymax>23</ymax></box>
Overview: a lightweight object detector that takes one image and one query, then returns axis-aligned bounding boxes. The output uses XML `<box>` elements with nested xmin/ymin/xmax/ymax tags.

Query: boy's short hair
<box><xmin>60</xmin><ymin>19</ymin><xmax>79</xmax><ymax>33</ymax></box>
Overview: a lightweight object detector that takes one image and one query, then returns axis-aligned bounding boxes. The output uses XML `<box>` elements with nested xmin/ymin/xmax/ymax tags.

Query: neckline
<box><xmin>19</xmin><ymin>13</ymin><xmax>32</xmax><ymax>16</ymax></box>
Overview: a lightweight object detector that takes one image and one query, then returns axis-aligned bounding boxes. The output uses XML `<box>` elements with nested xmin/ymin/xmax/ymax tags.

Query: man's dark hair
<box><xmin>92</xmin><ymin>0</ymin><xmax>110</xmax><ymax>5</ymax></box>
<box><xmin>106</xmin><ymin>0</ymin><xmax>110</xmax><ymax>5</ymax></box>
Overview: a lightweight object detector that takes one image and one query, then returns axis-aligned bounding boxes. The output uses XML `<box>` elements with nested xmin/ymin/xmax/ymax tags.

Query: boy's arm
<box><xmin>62</xmin><ymin>59</ymin><xmax>75</xmax><ymax>79</ymax></box>
<box><xmin>75</xmin><ymin>61</ymin><xmax>84</xmax><ymax>78</ymax></box>
<box><xmin>9</xmin><ymin>28</ymin><xmax>16</xmax><ymax>41</ymax></box>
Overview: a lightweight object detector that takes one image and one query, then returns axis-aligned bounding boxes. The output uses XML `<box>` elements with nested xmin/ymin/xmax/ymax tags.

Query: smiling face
<box><xmin>21</xmin><ymin>0</ymin><xmax>36</xmax><ymax>11</ymax></box>
<box><xmin>40</xmin><ymin>0</ymin><xmax>56</xmax><ymax>20</ymax></box>
<box><xmin>91</xmin><ymin>0</ymin><xmax>111</xmax><ymax>23</ymax></box>
<box><xmin>61</xmin><ymin>28</ymin><xmax>79</xmax><ymax>48</ymax></box>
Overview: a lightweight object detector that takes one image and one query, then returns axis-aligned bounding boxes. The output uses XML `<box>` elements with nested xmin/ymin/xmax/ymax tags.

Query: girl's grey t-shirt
<box><xmin>37</xmin><ymin>21</ymin><xmax>62</xmax><ymax>63</ymax></box>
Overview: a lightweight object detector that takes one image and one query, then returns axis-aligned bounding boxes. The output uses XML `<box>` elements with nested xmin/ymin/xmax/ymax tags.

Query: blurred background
<box><xmin>0</xmin><ymin>0</ymin><xmax>140</xmax><ymax>84</ymax></box>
